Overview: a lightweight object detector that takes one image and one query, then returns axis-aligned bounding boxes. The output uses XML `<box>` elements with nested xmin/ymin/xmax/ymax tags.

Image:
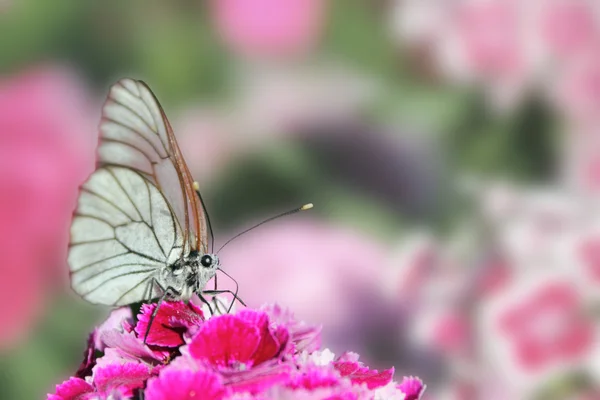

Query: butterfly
<box><xmin>68</xmin><ymin>79</ymin><xmax>312</xmax><ymax>341</ymax></box>
<box><xmin>68</xmin><ymin>79</ymin><xmax>240</xmax><ymax>323</ymax></box>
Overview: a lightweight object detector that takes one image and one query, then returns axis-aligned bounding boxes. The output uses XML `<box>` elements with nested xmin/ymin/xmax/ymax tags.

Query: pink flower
<box><xmin>48</xmin><ymin>377</ymin><xmax>93</xmax><ymax>400</ymax></box>
<box><xmin>145</xmin><ymin>368</ymin><xmax>229</xmax><ymax>400</ymax></box>
<box><xmin>0</xmin><ymin>66</ymin><xmax>95</xmax><ymax>348</ymax></box>
<box><xmin>188</xmin><ymin>310</ymin><xmax>288</xmax><ymax>369</ymax></box>
<box><xmin>262</xmin><ymin>304</ymin><xmax>321</xmax><ymax>354</ymax></box>
<box><xmin>540</xmin><ymin>0</ymin><xmax>599</xmax><ymax>58</ymax></box>
<box><xmin>498</xmin><ymin>281</ymin><xmax>594</xmax><ymax>371</ymax></box>
<box><xmin>96</xmin><ymin>308</ymin><xmax>168</xmax><ymax>364</ymax></box>
<box><xmin>395</xmin><ymin>0</ymin><xmax>540</xmax><ymax>106</ymax></box>
<box><xmin>184</xmin><ymin>309</ymin><xmax>293</xmax><ymax>393</ymax></box>
<box><xmin>286</xmin><ymin>365</ymin><xmax>340</xmax><ymax>390</ymax></box>
<box><xmin>397</xmin><ymin>376</ymin><xmax>426</xmax><ymax>400</ymax></box>
<box><xmin>210</xmin><ymin>0</ymin><xmax>326</xmax><ymax>58</ymax></box>
<box><xmin>50</xmin><ymin>362</ymin><xmax>152</xmax><ymax>400</ymax></box>
<box><xmin>555</xmin><ymin>48</ymin><xmax>600</xmax><ymax>126</ymax></box>
<box><xmin>135</xmin><ymin>301</ymin><xmax>205</xmax><ymax>347</ymax></box>
<box><xmin>333</xmin><ymin>352</ymin><xmax>394</xmax><ymax>390</ymax></box>
<box><xmin>578</xmin><ymin>236</ymin><xmax>600</xmax><ymax>282</ymax></box>
<box><xmin>51</xmin><ymin>303</ymin><xmax>420</xmax><ymax>399</ymax></box>
<box><xmin>93</xmin><ymin>362</ymin><xmax>152</xmax><ymax>398</ymax></box>
<box><xmin>430</xmin><ymin>312</ymin><xmax>471</xmax><ymax>355</ymax></box>
<box><xmin>454</xmin><ymin>0</ymin><xmax>524</xmax><ymax>81</ymax></box>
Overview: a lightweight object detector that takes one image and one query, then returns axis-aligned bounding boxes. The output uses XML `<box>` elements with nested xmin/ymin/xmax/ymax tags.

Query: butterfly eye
<box><xmin>200</xmin><ymin>255</ymin><xmax>213</xmax><ymax>268</ymax></box>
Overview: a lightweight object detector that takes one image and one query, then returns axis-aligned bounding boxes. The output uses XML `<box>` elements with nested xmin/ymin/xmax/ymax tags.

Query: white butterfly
<box><xmin>68</xmin><ymin>79</ymin><xmax>312</xmax><ymax>339</ymax></box>
<box><xmin>68</xmin><ymin>79</ymin><xmax>229</xmax><ymax>312</ymax></box>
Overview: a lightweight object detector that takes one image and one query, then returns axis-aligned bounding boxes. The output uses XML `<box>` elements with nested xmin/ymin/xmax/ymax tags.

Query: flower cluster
<box><xmin>392</xmin><ymin>184</ymin><xmax>600</xmax><ymax>398</ymax></box>
<box><xmin>48</xmin><ymin>301</ymin><xmax>424</xmax><ymax>400</ymax></box>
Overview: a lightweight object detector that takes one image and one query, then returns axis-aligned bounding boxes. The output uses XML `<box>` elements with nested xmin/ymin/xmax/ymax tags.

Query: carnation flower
<box><xmin>49</xmin><ymin>300</ymin><xmax>424</xmax><ymax>399</ymax></box>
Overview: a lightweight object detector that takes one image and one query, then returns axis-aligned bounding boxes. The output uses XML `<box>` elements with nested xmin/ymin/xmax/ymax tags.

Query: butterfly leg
<box><xmin>143</xmin><ymin>285</ymin><xmax>181</xmax><ymax>345</ymax></box>
<box><xmin>202</xmin><ymin>289</ymin><xmax>247</xmax><ymax>313</ymax></box>
<box><xmin>196</xmin><ymin>292</ymin><xmax>215</xmax><ymax>316</ymax></box>
<box><xmin>140</xmin><ymin>277</ymin><xmax>161</xmax><ymax>344</ymax></box>
<box><xmin>142</xmin><ymin>278</ymin><xmax>158</xmax><ymax>304</ymax></box>
<box><xmin>210</xmin><ymin>295</ymin><xmax>228</xmax><ymax>315</ymax></box>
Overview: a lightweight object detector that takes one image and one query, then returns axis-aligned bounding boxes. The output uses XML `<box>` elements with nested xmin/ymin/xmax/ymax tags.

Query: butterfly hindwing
<box><xmin>69</xmin><ymin>167</ymin><xmax>183</xmax><ymax>306</ymax></box>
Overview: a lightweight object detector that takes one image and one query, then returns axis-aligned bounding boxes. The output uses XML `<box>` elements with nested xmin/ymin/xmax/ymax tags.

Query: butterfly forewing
<box><xmin>97</xmin><ymin>79</ymin><xmax>208</xmax><ymax>254</ymax></box>
<box><xmin>69</xmin><ymin>167</ymin><xmax>184</xmax><ymax>306</ymax></box>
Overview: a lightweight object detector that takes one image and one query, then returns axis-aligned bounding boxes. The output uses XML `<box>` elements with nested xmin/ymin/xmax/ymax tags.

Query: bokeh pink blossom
<box><xmin>210</xmin><ymin>0</ymin><xmax>326</xmax><ymax>58</ymax></box>
<box><xmin>0</xmin><ymin>66</ymin><xmax>96</xmax><ymax>349</ymax></box>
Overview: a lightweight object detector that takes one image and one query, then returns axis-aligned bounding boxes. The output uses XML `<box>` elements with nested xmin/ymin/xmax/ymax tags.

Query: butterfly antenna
<box><xmin>216</xmin><ymin>203</ymin><xmax>313</xmax><ymax>254</ymax></box>
<box><xmin>193</xmin><ymin>181</ymin><xmax>215</xmax><ymax>253</ymax></box>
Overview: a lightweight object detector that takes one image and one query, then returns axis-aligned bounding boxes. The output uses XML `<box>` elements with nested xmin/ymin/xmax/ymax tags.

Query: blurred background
<box><xmin>2</xmin><ymin>0</ymin><xmax>600</xmax><ymax>398</ymax></box>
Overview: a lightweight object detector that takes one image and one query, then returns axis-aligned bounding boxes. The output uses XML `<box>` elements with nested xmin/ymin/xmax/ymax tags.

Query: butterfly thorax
<box><xmin>161</xmin><ymin>251</ymin><xmax>219</xmax><ymax>301</ymax></box>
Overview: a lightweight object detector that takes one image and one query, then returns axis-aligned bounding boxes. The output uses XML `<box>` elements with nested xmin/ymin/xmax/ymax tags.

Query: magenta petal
<box><xmin>323</xmin><ymin>393</ymin><xmax>358</xmax><ymax>400</ymax></box>
<box><xmin>346</xmin><ymin>367</ymin><xmax>394</xmax><ymax>390</ymax></box>
<box><xmin>95</xmin><ymin>308</ymin><xmax>133</xmax><ymax>351</ymax></box>
<box><xmin>189</xmin><ymin>315</ymin><xmax>260</xmax><ymax>367</ymax></box>
<box><xmin>262</xmin><ymin>304</ymin><xmax>321</xmax><ymax>353</ymax></box>
<box><xmin>332</xmin><ymin>361</ymin><xmax>360</xmax><ymax>377</ymax></box>
<box><xmin>334</xmin><ymin>354</ymin><xmax>394</xmax><ymax>390</ymax></box>
<box><xmin>100</xmin><ymin>329</ymin><xmax>168</xmax><ymax>363</ymax></box>
<box><xmin>145</xmin><ymin>368</ymin><xmax>228</xmax><ymax>400</ymax></box>
<box><xmin>94</xmin><ymin>362</ymin><xmax>153</xmax><ymax>397</ymax></box>
<box><xmin>238</xmin><ymin>310</ymin><xmax>282</xmax><ymax>365</ymax></box>
<box><xmin>224</xmin><ymin>361</ymin><xmax>292</xmax><ymax>394</ymax></box>
<box><xmin>48</xmin><ymin>377</ymin><xmax>93</xmax><ymax>400</ymax></box>
<box><xmin>273</xmin><ymin>325</ymin><xmax>290</xmax><ymax>356</ymax></box>
<box><xmin>398</xmin><ymin>376</ymin><xmax>425</xmax><ymax>400</ymax></box>
<box><xmin>287</xmin><ymin>365</ymin><xmax>340</xmax><ymax>390</ymax></box>
<box><xmin>135</xmin><ymin>301</ymin><xmax>203</xmax><ymax>347</ymax></box>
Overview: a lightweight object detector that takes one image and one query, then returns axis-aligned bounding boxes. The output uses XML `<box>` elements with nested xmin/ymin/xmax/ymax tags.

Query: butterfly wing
<box><xmin>97</xmin><ymin>79</ymin><xmax>207</xmax><ymax>254</ymax></box>
<box><xmin>69</xmin><ymin>167</ymin><xmax>183</xmax><ymax>306</ymax></box>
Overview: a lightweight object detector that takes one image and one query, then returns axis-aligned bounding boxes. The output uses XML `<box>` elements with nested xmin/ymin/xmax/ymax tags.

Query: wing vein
<box><xmin>81</xmin><ymin>271</ymin><xmax>154</xmax><ymax>298</ymax></box>
<box><xmin>70</xmin><ymin>238</ymin><xmax>116</xmax><ymax>247</ymax></box>
<box><xmin>112</xmin><ymin>274</ymin><xmax>154</xmax><ymax>305</ymax></box>
<box><xmin>102</xmin><ymin>115</ymin><xmax>165</xmax><ymax>158</ymax></box>
<box><xmin>80</xmin><ymin>187</ymin><xmax>141</xmax><ymax>223</ymax></box>
<box><xmin>106</xmin><ymin>168</ymin><xmax>145</xmax><ymax>224</ymax></box>
<box><xmin>70</xmin><ymin>250</ymin><xmax>130</xmax><ymax>272</ymax></box>
<box><xmin>75</xmin><ymin>264</ymin><xmax>157</xmax><ymax>285</ymax></box>
<box><xmin>109</xmin><ymin>96</ymin><xmax>162</xmax><ymax>138</ymax></box>
<box><xmin>73</xmin><ymin>213</ymin><xmax>119</xmax><ymax>228</ymax></box>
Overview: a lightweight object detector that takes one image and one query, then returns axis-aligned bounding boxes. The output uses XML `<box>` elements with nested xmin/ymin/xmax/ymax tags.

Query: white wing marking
<box><xmin>82</xmin><ymin>169</ymin><xmax>141</xmax><ymax>222</ymax></box>
<box><xmin>150</xmin><ymin>180</ymin><xmax>178</xmax><ymax>258</ymax></box>
<box><xmin>73</xmin><ymin>255</ymin><xmax>161</xmax><ymax>306</ymax></box>
<box><xmin>76</xmin><ymin>191</ymin><xmax>131</xmax><ymax>227</ymax></box>
<box><xmin>116</xmin><ymin>168</ymin><xmax>152</xmax><ymax>223</ymax></box>
<box><xmin>70</xmin><ymin>217</ymin><xmax>114</xmax><ymax>244</ymax></box>
<box><xmin>69</xmin><ymin>166</ymin><xmax>184</xmax><ymax>306</ymax></box>
<box><xmin>116</xmin><ymin>222</ymin><xmax>165</xmax><ymax>261</ymax></box>
<box><xmin>154</xmin><ymin>160</ymin><xmax>187</xmax><ymax>251</ymax></box>
<box><xmin>69</xmin><ymin>240</ymin><xmax>129</xmax><ymax>270</ymax></box>
<box><xmin>98</xmin><ymin>140</ymin><xmax>154</xmax><ymax>176</ymax></box>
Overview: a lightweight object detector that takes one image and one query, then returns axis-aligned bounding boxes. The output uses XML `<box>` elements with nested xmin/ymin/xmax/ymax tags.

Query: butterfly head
<box><xmin>200</xmin><ymin>253</ymin><xmax>220</xmax><ymax>269</ymax></box>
